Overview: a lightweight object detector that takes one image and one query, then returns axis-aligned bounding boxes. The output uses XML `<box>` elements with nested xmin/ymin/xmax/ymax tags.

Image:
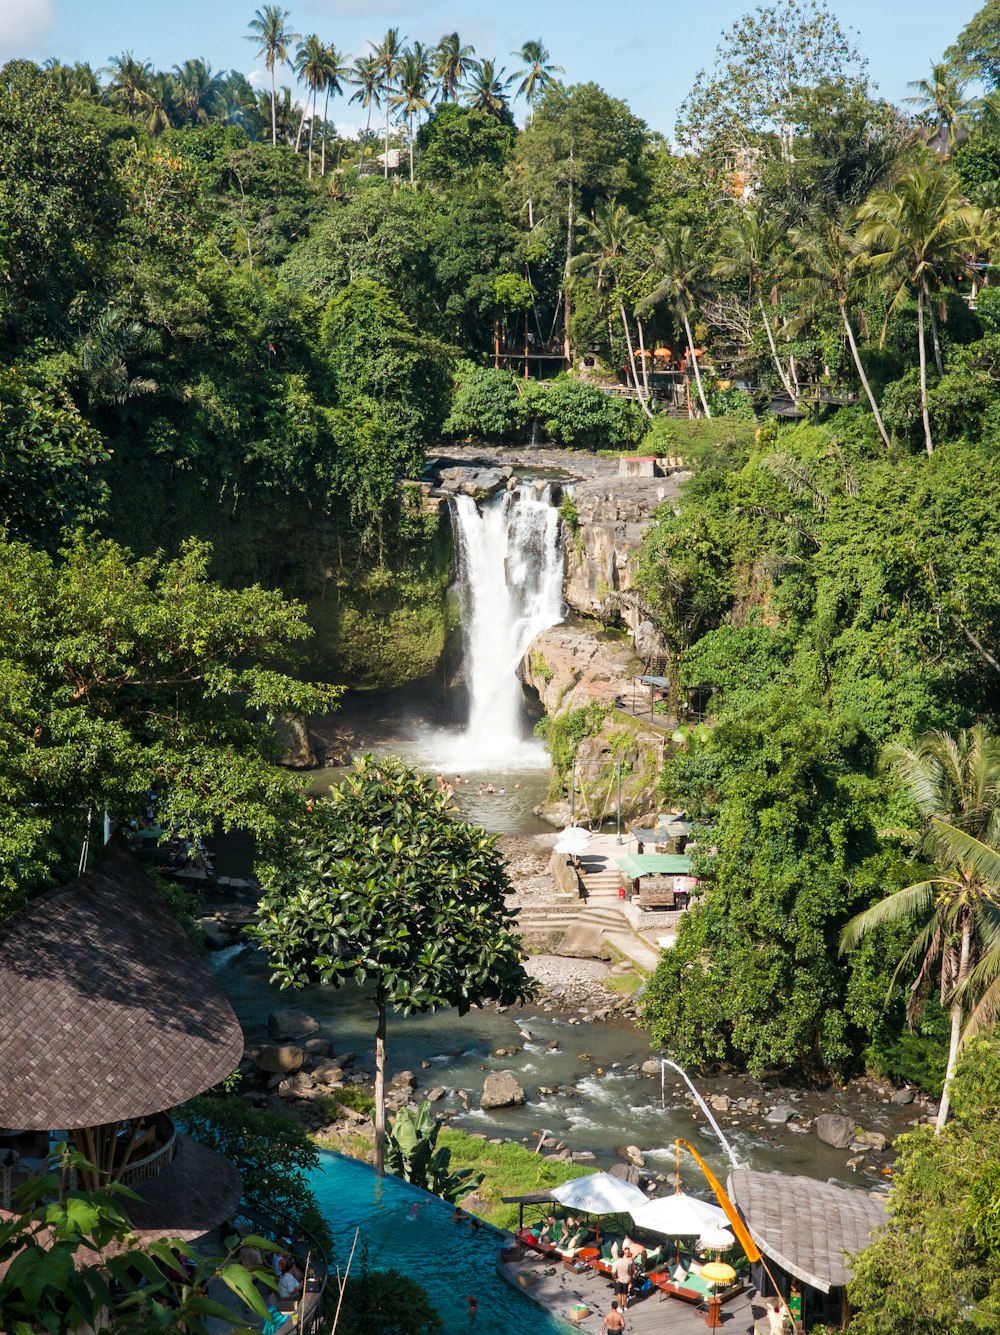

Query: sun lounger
<box><xmin>649</xmin><ymin>1267</ymin><xmax>743</xmax><ymax>1305</ymax></box>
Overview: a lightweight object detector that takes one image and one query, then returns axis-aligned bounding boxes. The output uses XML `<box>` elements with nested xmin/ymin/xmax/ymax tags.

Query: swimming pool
<box><xmin>309</xmin><ymin>1151</ymin><xmax>570</xmax><ymax>1334</ymax></box>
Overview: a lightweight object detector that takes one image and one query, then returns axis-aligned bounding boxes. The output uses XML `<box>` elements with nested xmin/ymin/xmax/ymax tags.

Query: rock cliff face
<box><xmin>563</xmin><ymin>472</ymin><xmax>688</xmax><ymax>625</ymax></box>
<box><xmin>519</xmin><ymin>621</ymin><xmax>641</xmax><ymax>716</ymax></box>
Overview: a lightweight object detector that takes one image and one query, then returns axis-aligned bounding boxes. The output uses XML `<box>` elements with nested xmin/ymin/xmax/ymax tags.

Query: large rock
<box><xmin>561</xmin><ymin>474</ymin><xmax>688</xmax><ymax>622</ymax></box>
<box><xmin>480</xmin><ymin>1071</ymin><xmax>525</xmax><ymax>1110</ymax></box>
<box><xmin>275</xmin><ymin>715</ymin><xmax>319</xmax><ymax>769</ymax></box>
<box><xmin>267</xmin><ymin>1008</ymin><xmax>320</xmax><ymax>1041</ymax></box>
<box><xmin>890</xmin><ymin>1087</ymin><xmax>915</xmax><ymax>1105</ymax></box>
<box><xmin>815</xmin><ymin>1113</ymin><xmax>857</xmax><ymax>1149</ymax></box>
<box><xmin>256</xmin><ymin>1044</ymin><xmax>305</xmax><ymax>1075</ymax></box>
<box><xmin>312</xmin><ymin>1062</ymin><xmax>345</xmax><ymax>1087</ymax></box>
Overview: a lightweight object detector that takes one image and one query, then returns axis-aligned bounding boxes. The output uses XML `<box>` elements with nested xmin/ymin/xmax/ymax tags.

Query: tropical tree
<box><xmin>142</xmin><ymin>70</ymin><xmax>175</xmax><ymax>135</ymax></box>
<box><xmin>252</xmin><ymin>756</ymin><xmax>534</xmax><ymax>1173</ymax></box>
<box><xmin>102</xmin><ymin>51</ymin><xmax>151</xmax><ymax>121</ymax></box>
<box><xmin>245</xmin><ymin>4</ymin><xmax>299</xmax><ymax>147</ymax></box>
<box><xmin>840</xmin><ymin>726</ymin><xmax>1000</xmax><ymax>1129</ymax></box>
<box><xmin>349</xmin><ymin>54</ymin><xmax>381</xmax><ymax>165</ymax></box>
<box><xmin>393</xmin><ymin>45</ymin><xmax>434</xmax><ymax>185</ymax></box>
<box><xmin>293</xmin><ymin>34</ymin><xmax>341</xmax><ymax>175</ymax></box>
<box><xmin>905</xmin><ymin>61</ymin><xmax>974</xmax><ymax>153</ymax></box>
<box><xmin>856</xmin><ymin>166</ymin><xmax>982</xmax><ymax>454</ymax></box>
<box><xmin>463</xmin><ymin>58</ymin><xmax>513</xmax><ymax>117</ymax></box>
<box><xmin>713</xmin><ymin>204</ymin><xmax>798</xmax><ymax>404</ymax></box>
<box><xmin>571</xmin><ymin>201</ymin><xmax>654</xmax><ymax>418</ymax></box>
<box><xmin>434</xmin><ymin>32</ymin><xmax>474</xmax><ymax>102</ymax></box>
<box><xmin>790</xmin><ymin>210</ymin><xmax>892</xmax><ymax>447</ymax></box>
<box><xmin>371</xmin><ymin>27</ymin><xmax>404</xmax><ymax>177</ymax></box>
<box><xmin>639</xmin><ymin>226</ymin><xmax>713</xmax><ymax>417</ymax></box>
<box><xmin>512</xmin><ymin>40</ymin><xmax>564</xmax><ymax>106</ymax></box>
<box><xmin>171</xmin><ymin>58</ymin><xmax>224</xmax><ymax>126</ymax></box>
<box><xmin>319</xmin><ymin>44</ymin><xmax>348</xmax><ymax>177</ymax></box>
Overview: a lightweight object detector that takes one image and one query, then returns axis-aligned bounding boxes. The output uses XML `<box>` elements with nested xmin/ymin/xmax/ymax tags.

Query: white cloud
<box><xmin>0</xmin><ymin>0</ymin><xmax>54</xmax><ymax>56</ymax></box>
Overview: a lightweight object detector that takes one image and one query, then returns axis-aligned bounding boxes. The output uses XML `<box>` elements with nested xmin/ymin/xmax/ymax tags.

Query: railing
<box><xmin>119</xmin><ymin>1114</ymin><xmax>178</xmax><ymax>1186</ymax></box>
<box><xmin>236</xmin><ymin>1202</ymin><xmax>330</xmax><ymax>1335</ymax></box>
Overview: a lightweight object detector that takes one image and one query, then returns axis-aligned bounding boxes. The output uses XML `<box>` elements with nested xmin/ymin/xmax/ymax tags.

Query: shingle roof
<box><xmin>0</xmin><ymin>844</ymin><xmax>244</xmax><ymax>1129</ymax></box>
<box><xmin>728</xmin><ymin>1168</ymin><xmax>888</xmax><ymax>1293</ymax></box>
<box><xmin>126</xmin><ymin>1134</ymin><xmax>242</xmax><ymax>1241</ymax></box>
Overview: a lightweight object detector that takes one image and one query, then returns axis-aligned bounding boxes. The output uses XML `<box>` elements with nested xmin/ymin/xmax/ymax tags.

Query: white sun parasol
<box><xmin>554</xmin><ymin>826</ymin><xmax>593</xmax><ymax>855</ymax></box>
<box><xmin>551</xmin><ymin>1172</ymin><xmax>649</xmax><ymax>1215</ymax></box>
<box><xmin>629</xmin><ymin>1192</ymin><xmax>727</xmax><ymax>1236</ymax></box>
<box><xmin>697</xmin><ymin>1225</ymin><xmax>735</xmax><ymax>1252</ymax></box>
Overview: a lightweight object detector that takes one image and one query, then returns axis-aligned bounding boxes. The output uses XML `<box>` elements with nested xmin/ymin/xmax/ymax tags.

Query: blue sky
<box><xmin>0</xmin><ymin>0</ymin><xmax>984</xmax><ymax>136</ymax></box>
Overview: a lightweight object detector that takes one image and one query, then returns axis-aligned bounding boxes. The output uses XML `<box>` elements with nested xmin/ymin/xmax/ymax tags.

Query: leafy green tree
<box><xmin>857</xmin><ymin>165</ymin><xmax>982</xmax><ymax>454</ymax></box>
<box><xmin>245</xmin><ymin>5</ymin><xmax>299</xmax><ymax>147</ymax></box>
<box><xmin>948</xmin><ymin>1</ymin><xmax>1000</xmax><ymax>88</ymax></box>
<box><xmin>840</xmin><ymin>726</ymin><xmax>1000</xmax><ymax>1128</ymax></box>
<box><xmin>512</xmin><ymin>40</ymin><xmax>564</xmax><ymax>106</ymax></box>
<box><xmin>847</xmin><ymin>1037</ymin><xmax>1000</xmax><ymax>1334</ymax></box>
<box><xmin>0</xmin><ymin>532</ymin><xmax>334</xmax><ymax>909</ymax></box>
<box><xmin>338</xmin><ymin>1266</ymin><xmax>443</xmax><ymax>1335</ymax></box>
<box><xmin>677</xmin><ymin>0</ymin><xmax>868</xmax><ymax>160</ymax></box>
<box><xmin>417</xmin><ymin>102</ymin><xmax>516</xmax><ymax>184</ymax></box>
<box><xmin>444</xmin><ymin>363</ymin><xmax>524</xmax><ymax>440</ymax></box>
<box><xmin>0</xmin><ymin>366</ymin><xmax>110</xmax><ymax>545</ymax></box>
<box><xmin>182</xmin><ymin>1094</ymin><xmax>331</xmax><ymax>1250</ymax></box>
<box><xmin>252</xmin><ymin>756</ymin><xmax>534</xmax><ymax>1172</ymax></box>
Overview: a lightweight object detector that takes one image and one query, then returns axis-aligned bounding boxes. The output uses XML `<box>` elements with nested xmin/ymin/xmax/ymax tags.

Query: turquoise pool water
<box><xmin>310</xmin><ymin>1151</ymin><xmax>569</xmax><ymax>1334</ymax></box>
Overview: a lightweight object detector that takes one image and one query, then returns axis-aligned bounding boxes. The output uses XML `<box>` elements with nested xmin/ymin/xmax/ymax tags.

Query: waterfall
<box><xmin>450</xmin><ymin>483</ymin><xmax>564</xmax><ymax>767</ymax></box>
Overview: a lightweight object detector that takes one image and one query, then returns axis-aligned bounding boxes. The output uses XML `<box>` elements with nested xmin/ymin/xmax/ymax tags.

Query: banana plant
<box><xmin>385</xmin><ymin>1100</ymin><xmax>483</xmax><ymax>1204</ymax></box>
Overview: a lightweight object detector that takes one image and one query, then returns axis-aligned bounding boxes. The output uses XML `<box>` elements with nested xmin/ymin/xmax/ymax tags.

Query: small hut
<box><xmin>0</xmin><ymin>844</ymin><xmax>243</xmax><ymax>1243</ymax></box>
<box><xmin>728</xmin><ymin>1168</ymin><xmax>888</xmax><ymax>1329</ymax></box>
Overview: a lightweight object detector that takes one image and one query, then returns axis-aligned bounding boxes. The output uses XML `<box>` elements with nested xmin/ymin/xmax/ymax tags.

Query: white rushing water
<box><xmin>446</xmin><ymin>483</ymin><xmax>564</xmax><ymax>769</ymax></box>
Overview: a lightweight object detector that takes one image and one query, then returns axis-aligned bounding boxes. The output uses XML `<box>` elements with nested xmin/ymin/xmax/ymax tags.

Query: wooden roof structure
<box><xmin>728</xmin><ymin>1168</ymin><xmax>888</xmax><ymax>1293</ymax></box>
<box><xmin>0</xmin><ymin>844</ymin><xmax>244</xmax><ymax>1130</ymax></box>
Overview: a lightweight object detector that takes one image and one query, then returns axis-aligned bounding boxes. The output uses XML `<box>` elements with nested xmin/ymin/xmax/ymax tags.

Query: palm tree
<box><xmin>639</xmin><ymin>227</ymin><xmax>713</xmax><ymax>418</ymax></box>
<box><xmin>216</xmin><ymin>70</ymin><xmax>262</xmax><ymax>137</ymax></box>
<box><xmin>45</xmin><ymin>59</ymin><xmax>101</xmax><ymax>102</ymax></box>
<box><xmin>392</xmin><ymin>45</ymin><xmax>433</xmax><ymax>185</ymax></box>
<box><xmin>463</xmin><ymin>58</ymin><xmax>513</xmax><ymax>117</ymax></box>
<box><xmin>856</xmin><ymin>166</ymin><xmax>981</xmax><ymax>455</ymax></box>
<box><xmin>319</xmin><ymin>45</ymin><xmax>349</xmax><ymax>178</ymax></box>
<box><xmin>512</xmin><ymin>40</ymin><xmax>563</xmax><ymax>106</ymax></box>
<box><xmin>349</xmin><ymin>55</ymin><xmax>381</xmax><ymax>167</ymax></box>
<box><xmin>840</xmin><ymin>727</ymin><xmax>1000</xmax><ymax>1130</ymax></box>
<box><xmin>434</xmin><ymin>33</ymin><xmax>474</xmax><ymax>103</ymax></box>
<box><xmin>905</xmin><ymin>62</ymin><xmax>973</xmax><ymax>154</ymax></box>
<box><xmin>171</xmin><ymin>59</ymin><xmax>224</xmax><ymax>126</ymax></box>
<box><xmin>571</xmin><ymin>202</ymin><xmax>654</xmax><ymax>419</ymax></box>
<box><xmin>143</xmin><ymin>71</ymin><xmax>176</xmax><ymax>135</ymax></box>
<box><xmin>713</xmin><ymin>205</ymin><xmax>798</xmax><ymax>405</ymax></box>
<box><xmin>371</xmin><ymin>28</ymin><xmax>404</xmax><ymax>178</ymax></box>
<box><xmin>102</xmin><ymin>51</ymin><xmax>151</xmax><ymax>121</ymax></box>
<box><xmin>790</xmin><ymin>211</ymin><xmax>892</xmax><ymax>449</ymax></box>
<box><xmin>294</xmin><ymin>35</ymin><xmax>332</xmax><ymax>174</ymax></box>
<box><xmin>256</xmin><ymin>85</ymin><xmax>297</xmax><ymax>144</ymax></box>
<box><xmin>245</xmin><ymin>5</ymin><xmax>299</xmax><ymax>147</ymax></box>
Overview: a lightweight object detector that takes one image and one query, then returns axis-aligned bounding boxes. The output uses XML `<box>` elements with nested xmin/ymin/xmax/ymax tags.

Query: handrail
<box><xmin>119</xmin><ymin>1113</ymin><xmax>178</xmax><ymax>1186</ymax></box>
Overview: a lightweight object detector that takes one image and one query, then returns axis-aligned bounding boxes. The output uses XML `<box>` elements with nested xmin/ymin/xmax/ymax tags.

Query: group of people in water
<box><xmin>434</xmin><ymin>773</ymin><xmax>522</xmax><ymax>798</ymax></box>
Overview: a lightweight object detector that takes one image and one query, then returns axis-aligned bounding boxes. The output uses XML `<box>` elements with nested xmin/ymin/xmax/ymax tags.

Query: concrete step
<box><xmin>604</xmin><ymin>931</ymin><xmax>663</xmax><ymax>973</ymax></box>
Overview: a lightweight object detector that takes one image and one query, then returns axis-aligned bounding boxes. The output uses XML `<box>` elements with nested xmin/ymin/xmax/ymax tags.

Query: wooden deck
<box><xmin>499</xmin><ymin>1253</ymin><xmax>763</xmax><ymax>1334</ymax></box>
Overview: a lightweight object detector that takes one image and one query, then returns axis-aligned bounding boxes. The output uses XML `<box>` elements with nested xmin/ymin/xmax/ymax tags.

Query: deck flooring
<box><xmin>499</xmin><ymin>1253</ymin><xmax>763</xmax><ymax>1334</ymax></box>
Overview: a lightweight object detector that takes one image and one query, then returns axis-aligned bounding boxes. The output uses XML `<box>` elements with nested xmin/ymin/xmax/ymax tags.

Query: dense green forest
<box><xmin>7</xmin><ymin>0</ymin><xmax>1000</xmax><ymax>1325</ymax></box>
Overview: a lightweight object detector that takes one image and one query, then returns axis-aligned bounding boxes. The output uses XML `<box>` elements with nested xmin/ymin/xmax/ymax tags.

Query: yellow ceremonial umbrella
<box><xmin>700</xmin><ymin>1261</ymin><xmax>737</xmax><ymax>1286</ymax></box>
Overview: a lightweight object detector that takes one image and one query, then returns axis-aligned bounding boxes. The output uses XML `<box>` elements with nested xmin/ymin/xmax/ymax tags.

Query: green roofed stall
<box><xmin>616</xmin><ymin>853</ymin><xmax>693</xmax><ymax>878</ymax></box>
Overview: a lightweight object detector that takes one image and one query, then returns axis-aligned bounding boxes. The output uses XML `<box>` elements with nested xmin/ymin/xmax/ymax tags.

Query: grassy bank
<box><xmin>438</xmin><ymin>1130</ymin><xmax>590</xmax><ymax>1231</ymax></box>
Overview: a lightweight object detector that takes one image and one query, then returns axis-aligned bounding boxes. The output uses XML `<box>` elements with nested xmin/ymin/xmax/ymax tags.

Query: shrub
<box><xmin>443</xmin><ymin>363</ymin><xmax>522</xmax><ymax>440</ymax></box>
<box><xmin>523</xmin><ymin>375</ymin><xmax>645</xmax><ymax>448</ymax></box>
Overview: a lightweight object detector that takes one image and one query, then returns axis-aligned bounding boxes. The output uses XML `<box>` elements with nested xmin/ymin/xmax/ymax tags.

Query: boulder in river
<box><xmin>256</xmin><ymin>1044</ymin><xmax>305</xmax><ymax>1075</ymax></box>
<box><xmin>609</xmin><ymin>1163</ymin><xmax>642</xmax><ymax>1186</ymax></box>
<box><xmin>815</xmin><ymin>1113</ymin><xmax>858</xmax><ymax>1149</ymax></box>
<box><xmin>890</xmin><ymin>1087</ymin><xmax>915</xmax><ymax>1105</ymax></box>
<box><xmin>480</xmin><ymin>1071</ymin><xmax>525</xmax><ymax>1110</ymax></box>
<box><xmin>641</xmin><ymin>1060</ymin><xmax>661</xmax><ymax>1076</ymax></box>
<box><xmin>267</xmin><ymin>1008</ymin><xmax>319</xmax><ymax>1041</ymax></box>
<box><xmin>620</xmin><ymin>1144</ymin><xmax>646</xmax><ymax>1168</ymax></box>
<box><xmin>766</xmin><ymin>1104</ymin><xmax>797</xmax><ymax>1125</ymax></box>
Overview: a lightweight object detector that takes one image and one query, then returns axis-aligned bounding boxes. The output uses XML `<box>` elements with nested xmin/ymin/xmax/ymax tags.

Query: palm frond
<box><xmin>839</xmin><ymin>880</ymin><xmax>937</xmax><ymax>954</ymax></box>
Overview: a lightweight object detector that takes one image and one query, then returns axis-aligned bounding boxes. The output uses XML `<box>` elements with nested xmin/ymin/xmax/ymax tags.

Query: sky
<box><xmin>0</xmin><ymin>0</ymin><xmax>985</xmax><ymax>137</ymax></box>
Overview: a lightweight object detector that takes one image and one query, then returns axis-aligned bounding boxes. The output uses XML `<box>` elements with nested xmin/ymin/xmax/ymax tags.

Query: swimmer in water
<box><xmin>407</xmin><ymin>1203</ymin><xmax>421</xmax><ymax>1220</ymax></box>
<box><xmin>467</xmin><ymin>1295</ymin><xmax>478</xmax><ymax>1319</ymax></box>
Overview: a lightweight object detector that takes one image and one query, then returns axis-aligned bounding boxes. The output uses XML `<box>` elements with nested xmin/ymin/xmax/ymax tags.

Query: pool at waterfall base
<box><xmin>309</xmin><ymin>1150</ymin><xmax>569</xmax><ymax>1334</ymax></box>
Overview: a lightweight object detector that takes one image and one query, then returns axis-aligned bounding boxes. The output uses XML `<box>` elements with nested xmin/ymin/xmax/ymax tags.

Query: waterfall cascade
<box><xmin>450</xmin><ymin>483</ymin><xmax>564</xmax><ymax>767</ymax></box>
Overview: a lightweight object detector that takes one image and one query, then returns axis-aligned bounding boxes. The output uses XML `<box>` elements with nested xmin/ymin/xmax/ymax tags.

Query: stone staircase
<box><xmin>514</xmin><ymin>901</ymin><xmax>663</xmax><ymax>974</ymax></box>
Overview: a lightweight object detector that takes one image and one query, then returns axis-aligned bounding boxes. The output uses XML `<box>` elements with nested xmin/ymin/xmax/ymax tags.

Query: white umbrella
<box><xmin>697</xmin><ymin>1226</ymin><xmax>735</xmax><ymax>1252</ymax></box>
<box><xmin>557</xmin><ymin>825</ymin><xmax>592</xmax><ymax>843</ymax></box>
<box><xmin>551</xmin><ymin>1172</ymin><xmax>648</xmax><ymax>1215</ymax></box>
<box><xmin>630</xmin><ymin>1192</ymin><xmax>727</xmax><ymax>1236</ymax></box>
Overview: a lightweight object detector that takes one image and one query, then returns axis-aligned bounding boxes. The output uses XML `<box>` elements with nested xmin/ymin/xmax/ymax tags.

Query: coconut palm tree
<box><xmin>371</xmin><ymin>28</ymin><xmax>405</xmax><ymax>178</ymax></box>
<box><xmin>318</xmin><ymin>45</ymin><xmax>349</xmax><ymax>178</ymax></box>
<box><xmin>434</xmin><ymin>32</ymin><xmax>474</xmax><ymax>103</ymax></box>
<box><xmin>713</xmin><ymin>204</ymin><xmax>798</xmax><ymax>406</ymax></box>
<box><xmin>102</xmin><ymin>51</ymin><xmax>152</xmax><ymax>121</ymax></box>
<box><xmin>463</xmin><ymin>58</ymin><xmax>513</xmax><ymax>117</ymax></box>
<box><xmin>789</xmin><ymin>211</ymin><xmax>892</xmax><ymax>449</ymax></box>
<box><xmin>171</xmin><ymin>59</ymin><xmax>225</xmax><ymax>126</ymax></box>
<box><xmin>216</xmin><ymin>70</ymin><xmax>262</xmax><ymax>137</ymax></box>
<box><xmin>857</xmin><ymin>167</ymin><xmax>981</xmax><ymax>455</ymax></box>
<box><xmin>571</xmin><ymin>202</ymin><xmax>654</xmax><ymax>419</ymax></box>
<box><xmin>45</xmin><ymin>59</ymin><xmax>101</xmax><ymax>102</ymax></box>
<box><xmin>840</xmin><ymin>727</ymin><xmax>1000</xmax><ymax>1130</ymax></box>
<box><xmin>245</xmin><ymin>5</ymin><xmax>299</xmax><ymax>147</ymax></box>
<box><xmin>638</xmin><ymin>227</ymin><xmax>713</xmax><ymax>418</ymax></box>
<box><xmin>392</xmin><ymin>45</ymin><xmax>433</xmax><ymax>185</ymax></box>
<box><xmin>512</xmin><ymin>39</ymin><xmax>563</xmax><ymax>106</ymax></box>
<box><xmin>349</xmin><ymin>55</ymin><xmax>381</xmax><ymax>167</ymax></box>
<box><xmin>141</xmin><ymin>71</ymin><xmax>176</xmax><ymax>135</ymax></box>
<box><xmin>294</xmin><ymin>35</ymin><xmax>336</xmax><ymax>174</ymax></box>
<box><xmin>905</xmin><ymin>62</ymin><xmax>973</xmax><ymax>154</ymax></box>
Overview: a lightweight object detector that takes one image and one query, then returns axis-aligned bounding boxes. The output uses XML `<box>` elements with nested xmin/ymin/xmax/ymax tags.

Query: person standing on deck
<box><xmin>601</xmin><ymin>1299</ymin><xmax>626</xmax><ymax>1333</ymax></box>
